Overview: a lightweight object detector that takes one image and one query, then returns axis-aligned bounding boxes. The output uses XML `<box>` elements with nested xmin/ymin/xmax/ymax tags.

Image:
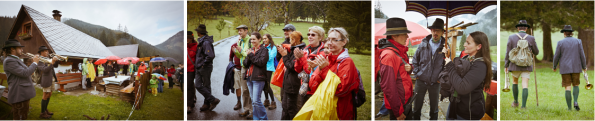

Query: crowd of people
<box><xmin>187</xmin><ymin>23</ymin><xmax>364</xmax><ymax>120</ymax></box>
<box><xmin>1</xmin><ymin>39</ymin><xmax>182</xmax><ymax>119</ymax></box>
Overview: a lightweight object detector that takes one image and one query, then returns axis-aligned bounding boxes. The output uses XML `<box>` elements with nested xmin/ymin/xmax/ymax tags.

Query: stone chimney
<box><xmin>52</xmin><ymin>10</ymin><xmax>61</xmax><ymax>22</ymax></box>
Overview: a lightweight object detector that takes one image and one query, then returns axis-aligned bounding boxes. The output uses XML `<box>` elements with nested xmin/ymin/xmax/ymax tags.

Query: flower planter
<box><xmin>19</xmin><ymin>34</ymin><xmax>31</xmax><ymax>40</ymax></box>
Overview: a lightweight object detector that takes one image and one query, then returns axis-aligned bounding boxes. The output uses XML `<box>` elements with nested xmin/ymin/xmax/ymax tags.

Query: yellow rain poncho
<box><xmin>85</xmin><ymin>60</ymin><xmax>96</xmax><ymax>82</ymax></box>
<box><xmin>293</xmin><ymin>70</ymin><xmax>341</xmax><ymax>120</ymax></box>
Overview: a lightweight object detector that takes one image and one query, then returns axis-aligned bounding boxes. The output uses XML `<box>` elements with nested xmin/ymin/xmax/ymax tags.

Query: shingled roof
<box><xmin>22</xmin><ymin>5</ymin><xmax>114</xmax><ymax>58</ymax></box>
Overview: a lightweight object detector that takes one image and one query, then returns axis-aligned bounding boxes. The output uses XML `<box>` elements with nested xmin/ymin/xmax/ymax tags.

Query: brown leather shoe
<box><xmin>46</xmin><ymin>110</ymin><xmax>54</xmax><ymax>115</ymax></box>
<box><xmin>199</xmin><ymin>104</ymin><xmax>210</xmax><ymax>111</ymax></box>
<box><xmin>263</xmin><ymin>99</ymin><xmax>270</xmax><ymax>107</ymax></box>
<box><xmin>239</xmin><ymin>110</ymin><xmax>249</xmax><ymax>117</ymax></box>
<box><xmin>511</xmin><ymin>102</ymin><xmax>519</xmax><ymax>108</ymax></box>
<box><xmin>39</xmin><ymin>112</ymin><xmax>51</xmax><ymax>119</ymax></box>
<box><xmin>233</xmin><ymin>102</ymin><xmax>241</xmax><ymax>110</ymax></box>
<box><xmin>209</xmin><ymin>98</ymin><xmax>220</xmax><ymax>111</ymax></box>
<box><xmin>268</xmin><ymin>101</ymin><xmax>277</xmax><ymax>110</ymax></box>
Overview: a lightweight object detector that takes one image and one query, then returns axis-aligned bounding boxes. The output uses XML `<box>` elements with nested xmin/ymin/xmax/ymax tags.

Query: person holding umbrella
<box><xmin>411</xmin><ymin>18</ymin><xmax>446</xmax><ymax>120</ymax></box>
<box><xmin>505</xmin><ymin>20</ymin><xmax>539</xmax><ymax>109</ymax></box>
<box><xmin>376</xmin><ymin>18</ymin><xmax>413</xmax><ymax>120</ymax></box>
<box><xmin>553</xmin><ymin>25</ymin><xmax>587</xmax><ymax>111</ymax></box>
<box><xmin>194</xmin><ymin>24</ymin><xmax>220</xmax><ymax>111</ymax></box>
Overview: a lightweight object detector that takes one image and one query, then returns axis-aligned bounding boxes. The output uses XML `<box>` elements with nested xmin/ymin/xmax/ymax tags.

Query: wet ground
<box><xmin>188</xmin><ymin>35</ymin><xmax>283</xmax><ymax>120</ymax></box>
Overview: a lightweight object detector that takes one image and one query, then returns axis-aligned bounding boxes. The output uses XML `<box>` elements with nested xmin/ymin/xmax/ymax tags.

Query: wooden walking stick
<box><xmin>533</xmin><ymin>54</ymin><xmax>538</xmax><ymax>106</ymax></box>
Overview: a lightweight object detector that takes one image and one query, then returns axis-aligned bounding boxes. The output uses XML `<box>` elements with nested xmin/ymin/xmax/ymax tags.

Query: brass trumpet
<box><xmin>24</xmin><ymin>53</ymin><xmax>53</xmax><ymax>64</ymax></box>
<box><xmin>502</xmin><ymin>72</ymin><xmax>511</xmax><ymax>92</ymax></box>
<box><xmin>49</xmin><ymin>53</ymin><xmax>67</xmax><ymax>61</ymax></box>
<box><xmin>584</xmin><ymin>70</ymin><xmax>592</xmax><ymax>90</ymax></box>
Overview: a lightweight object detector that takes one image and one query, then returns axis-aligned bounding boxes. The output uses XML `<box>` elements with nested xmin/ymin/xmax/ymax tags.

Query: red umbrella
<box><xmin>123</xmin><ymin>57</ymin><xmax>140</xmax><ymax>64</ymax></box>
<box><xmin>375</xmin><ymin>21</ymin><xmax>430</xmax><ymax>46</ymax></box>
<box><xmin>117</xmin><ymin>59</ymin><xmax>129</xmax><ymax>65</ymax></box>
<box><xmin>105</xmin><ymin>56</ymin><xmax>121</xmax><ymax>60</ymax></box>
<box><xmin>94</xmin><ymin>59</ymin><xmax>107</xmax><ymax>65</ymax></box>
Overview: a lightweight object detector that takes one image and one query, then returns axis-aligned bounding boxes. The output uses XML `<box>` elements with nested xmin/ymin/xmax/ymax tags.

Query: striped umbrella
<box><xmin>405</xmin><ymin>1</ymin><xmax>496</xmax><ymax>58</ymax></box>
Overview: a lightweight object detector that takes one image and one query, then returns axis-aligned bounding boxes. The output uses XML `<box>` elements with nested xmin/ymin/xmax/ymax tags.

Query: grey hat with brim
<box><xmin>384</xmin><ymin>18</ymin><xmax>412</xmax><ymax>36</ymax></box>
<box><xmin>560</xmin><ymin>25</ymin><xmax>574</xmax><ymax>33</ymax></box>
<box><xmin>515</xmin><ymin>20</ymin><xmax>531</xmax><ymax>28</ymax></box>
<box><xmin>3</xmin><ymin>39</ymin><xmax>24</xmax><ymax>49</ymax></box>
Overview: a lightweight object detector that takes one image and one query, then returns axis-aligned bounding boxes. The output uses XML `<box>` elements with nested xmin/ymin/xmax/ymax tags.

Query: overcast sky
<box><xmin>377</xmin><ymin>0</ymin><xmax>496</xmax><ymax>23</ymax></box>
<box><xmin>0</xmin><ymin>1</ymin><xmax>183</xmax><ymax>45</ymax></box>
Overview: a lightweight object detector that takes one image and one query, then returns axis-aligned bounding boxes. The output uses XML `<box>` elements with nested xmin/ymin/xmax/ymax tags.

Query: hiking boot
<box><xmin>233</xmin><ymin>102</ymin><xmax>241</xmax><ymax>110</ymax></box>
<box><xmin>39</xmin><ymin>112</ymin><xmax>51</xmax><ymax>119</ymax></box>
<box><xmin>239</xmin><ymin>110</ymin><xmax>250</xmax><ymax>117</ymax></box>
<box><xmin>246</xmin><ymin>112</ymin><xmax>253</xmax><ymax>119</ymax></box>
<box><xmin>209</xmin><ymin>98</ymin><xmax>221</xmax><ymax>111</ymax></box>
<box><xmin>199</xmin><ymin>104</ymin><xmax>210</xmax><ymax>111</ymax></box>
<box><xmin>268</xmin><ymin>101</ymin><xmax>277</xmax><ymax>110</ymax></box>
<box><xmin>46</xmin><ymin>110</ymin><xmax>54</xmax><ymax>115</ymax></box>
<box><xmin>511</xmin><ymin>102</ymin><xmax>519</xmax><ymax>108</ymax></box>
<box><xmin>574</xmin><ymin>102</ymin><xmax>580</xmax><ymax>111</ymax></box>
<box><xmin>263</xmin><ymin>99</ymin><xmax>270</xmax><ymax>107</ymax></box>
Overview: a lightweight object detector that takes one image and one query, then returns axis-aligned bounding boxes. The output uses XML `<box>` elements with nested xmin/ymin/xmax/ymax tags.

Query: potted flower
<box><xmin>17</xmin><ymin>31</ymin><xmax>31</xmax><ymax>40</ymax></box>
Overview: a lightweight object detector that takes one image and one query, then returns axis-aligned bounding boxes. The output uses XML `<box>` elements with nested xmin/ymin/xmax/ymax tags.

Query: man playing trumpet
<box><xmin>3</xmin><ymin>39</ymin><xmax>40</xmax><ymax>120</ymax></box>
<box><xmin>553</xmin><ymin>25</ymin><xmax>587</xmax><ymax>111</ymax></box>
<box><xmin>36</xmin><ymin>46</ymin><xmax>59</xmax><ymax>118</ymax></box>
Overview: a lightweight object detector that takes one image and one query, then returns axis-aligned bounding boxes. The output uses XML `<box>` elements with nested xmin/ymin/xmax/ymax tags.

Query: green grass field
<box><xmin>188</xmin><ymin>16</ymin><xmax>236</xmax><ymax>41</ymax></box>
<box><xmin>188</xmin><ymin>16</ymin><xmax>326</xmax><ymax>43</ymax></box>
<box><xmin>270</xmin><ymin>53</ymin><xmax>371</xmax><ymax>120</ymax></box>
<box><xmin>499</xmin><ymin>62</ymin><xmax>594</xmax><ymax>120</ymax></box>
<box><xmin>499</xmin><ymin>30</ymin><xmax>594</xmax><ymax>120</ymax></box>
<box><xmin>0</xmin><ymin>76</ymin><xmax>183</xmax><ymax>120</ymax></box>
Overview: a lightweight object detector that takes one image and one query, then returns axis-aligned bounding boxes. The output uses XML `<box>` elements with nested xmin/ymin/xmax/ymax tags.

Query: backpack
<box><xmin>508</xmin><ymin>33</ymin><xmax>533</xmax><ymax>66</ymax></box>
<box><xmin>377</xmin><ymin>46</ymin><xmax>416</xmax><ymax>119</ymax></box>
<box><xmin>335</xmin><ymin>58</ymin><xmax>366</xmax><ymax>108</ymax></box>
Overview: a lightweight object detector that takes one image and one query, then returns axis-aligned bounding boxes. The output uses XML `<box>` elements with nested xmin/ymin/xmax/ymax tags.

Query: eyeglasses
<box><xmin>307</xmin><ymin>33</ymin><xmax>316</xmax><ymax>37</ymax></box>
<box><xmin>327</xmin><ymin>38</ymin><xmax>344</xmax><ymax>44</ymax></box>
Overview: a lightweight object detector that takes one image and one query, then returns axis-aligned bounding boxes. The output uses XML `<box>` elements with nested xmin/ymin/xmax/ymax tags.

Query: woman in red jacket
<box><xmin>167</xmin><ymin>65</ymin><xmax>176</xmax><ymax>89</ymax></box>
<box><xmin>309</xmin><ymin>27</ymin><xmax>360</xmax><ymax>120</ymax></box>
<box><xmin>187</xmin><ymin>31</ymin><xmax>197</xmax><ymax>113</ymax></box>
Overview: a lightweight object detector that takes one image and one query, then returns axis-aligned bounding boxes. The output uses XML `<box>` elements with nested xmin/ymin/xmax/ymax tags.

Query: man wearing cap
<box><xmin>3</xmin><ymin>39</ymin><xmax>40</xmax><ymax>120</ymax></box>
<box><xmin>37</xmin><ymin>46</ymin><xmax>59</xmax><ymax>118</ymax></box>
<box><xmin>553</xmin><ymin>25</ymin><xmax>587</xmax><ymax>111</ymax></box>
<box><xmin>282</xmin><ymin>24</ymin><xmax>296</xmax><ymax>44</ymax></box>
<box><xmin>187</xmin><ymin>31</ymin><xmax>197</xmax><ymax>113</ymax></box>
<box><xmin>376</xmin><ymin>17</ymin><xmax>413</xmax><ymax>120</ymax></box>
<box><xmin>411</xmin><ymin>18</ymin><xmax>446</xmax><ymax>120</ymax></box>
<box><xmin>505</xmin><ymin>20</ymin><xmax>539</xmax><ymax>109</ymax></box>
<box><xmin>194</xmin><ymin>24</ymin><xmax>220</xmax><ymax>111</ymax></box>
<box><xmin>233</xmin><ymin>24</ymin><xmax>253</xmax><ymax>118</ymax></box>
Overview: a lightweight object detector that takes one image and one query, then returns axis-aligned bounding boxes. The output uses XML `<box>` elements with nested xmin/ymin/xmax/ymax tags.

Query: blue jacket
<box><xmin>265</xmin><ymin>44</ymin><xmax>277</xmax><ymax>71</ymax></box>
<box><xmin>553</xmin><ymin>37</ymin><xmax>586</xmax><ymax>74</ymax></box>
<box><xmin>223</xmin><ymin>61</ymin><xmax>236</xmax><ymax>95</ymax></box>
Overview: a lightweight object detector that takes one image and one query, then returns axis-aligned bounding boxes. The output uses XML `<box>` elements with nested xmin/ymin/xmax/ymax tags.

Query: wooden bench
<box><xmin>56</xmin><ymin>73</ymin><xmax>82</xmax><ymax>92</ymax></box>
<box><xmin>0</xmin><ymin>73</ymin><xmax>10</xmax><ymax>105</ymax></box>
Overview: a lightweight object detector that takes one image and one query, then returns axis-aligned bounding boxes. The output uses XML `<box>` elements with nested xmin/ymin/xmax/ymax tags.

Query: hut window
<box><xmin>23</xmin><ymin>23</ymin><xmax>31</xmax><ymax>35</ymax></box>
